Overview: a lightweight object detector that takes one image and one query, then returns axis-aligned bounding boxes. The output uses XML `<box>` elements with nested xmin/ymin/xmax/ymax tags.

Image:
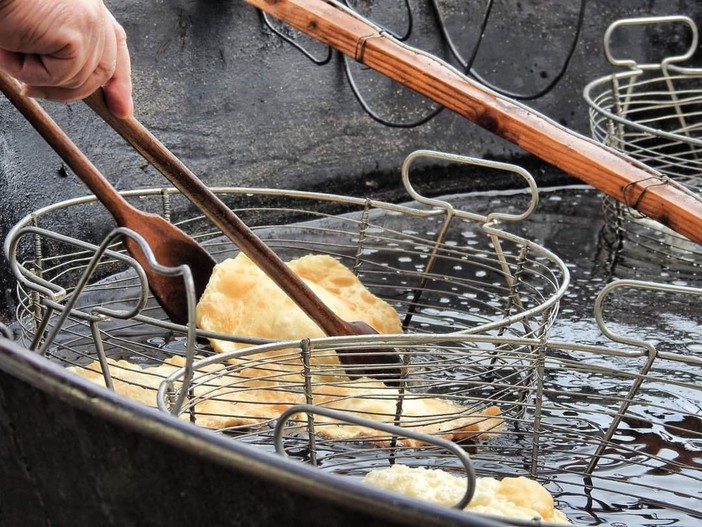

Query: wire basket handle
<box><xmin>604</xmin><ymin>16</ymin><xmax>698</xmax><ymax>70</ymax></box>
<box><xmin>6</xmin><ymin>224</ymin><xmax>153</xmax><ymax>321</ymax></box>
<box><xmin>594</xmin><ymin>279</ymin><xmax>702</xmax><ymax>350</ymax></box>
<box><xmin>401</xmin><ymin>150</ymin><xmax>539</xmax><ymax>224</ymax></box>
<box><xmin>274</xmin><ymin>404</ymin><xmax>477</xmax><ymax>510</ymax></box>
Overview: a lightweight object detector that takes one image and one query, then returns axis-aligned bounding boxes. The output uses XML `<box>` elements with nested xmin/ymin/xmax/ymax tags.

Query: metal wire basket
<box><xmin>583</xmin><ymin>15</ymin><xmax>702</xmax><ymax>280</ymax></box>
<box><xmin>157</xmin><ymin>279</ymin><xmax>702</xmax><ymax>526</ymax></box>
<box><xmin>4</xmin><ymin>151</ymin><xmax>571</xmax><ymax>526</ymax></box>
<box><xmin>5</xmin><ymin>150</ymin><xmax>568</xmax><ymax>382</ymax></box>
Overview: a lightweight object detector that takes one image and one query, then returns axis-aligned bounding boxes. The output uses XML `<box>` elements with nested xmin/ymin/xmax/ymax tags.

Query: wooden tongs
<box><xmin>0</xmin><ymin>72</ymin><xmax>402</xmax><ymax>382</ymax></box>
<box><xmin>245</xmin><ymin>0</ymin><xmax>702</xmax><ymax>246</ymax></box>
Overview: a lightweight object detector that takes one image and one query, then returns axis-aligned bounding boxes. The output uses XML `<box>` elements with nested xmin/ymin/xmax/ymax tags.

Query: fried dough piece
<box><xmin>363</xmin><ymin>464</ymin><xmax>570</xmax><ymax>524</ymax></box>
<box><xmin>67</xmin><ymin>358</ymin><xmax>501</xmax><ymax>444</ymax></box>
<box><xmin>66</xmin><ymin>357</ymin><xmax>306</xmax><ymax>430</ymax></box>
<box><xmin>195</xmin><ymin>253</ymin><xmax>403</xmax><ymax>353</ymax></box>
<box><xmin>184</xmin><ymin>370</ymin><xmax>306</xmax><ymax>429</ymax></box>
<box><xmin>67</xmin><ymin>356</ymin><xmax>182</xmax><ymax>406</ymax></box>
<box><xmin>311</xmin><ymin>380</ymin><xmax>502</xmax><ymax>446</ymax></box>
<box><xmin>196</xmin><ymin>253</ymin><xmax>405</xmax><ymax>384</ymax></box>
<box><xmin>197</xmin><ymin>376</ymin><xmax>501</xmax><ymax>444</ymax></box>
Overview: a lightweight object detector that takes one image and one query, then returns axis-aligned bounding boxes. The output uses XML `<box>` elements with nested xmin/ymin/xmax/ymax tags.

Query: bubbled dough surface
<box><xmin>363</xmin><ymin>464</ymin><xmax>570</xmax><ymax>524</ymax></box>
<box><xmin>196</xmin><ymin>253</ymin><xmax>403</xmax><ymax>353</ymax></box>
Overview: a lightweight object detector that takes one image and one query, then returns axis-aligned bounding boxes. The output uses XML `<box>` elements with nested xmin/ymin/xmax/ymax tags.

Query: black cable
<box><xmin>339</xmin><ymin>0</ymin><xmax>445</xmax><ymax>127</ymax></box>
<box><xmin>341</xmin><ymin>55</ymin><xmax>444</xmax><ymax>128</ymax></box>
<box><xmin>343</xmin><ymin>0</ymin><xmax>413</xmax><ymax>42</ymax></box>
<box><xmin>261</xmin><ymin>11</ymin><xmax>333</xmax><ymax>65</ymax></box>
<box><xmin>257</xmin><ymin>0</ymin><xmax>587</xmax><ymax>125</ymax></box>
<box><xmin>431</xmin><ymin>0</ymin><xmax>588</xmax><ymax>100</ymax></box>
<box><xmin>431</xmin><ymin>0</ymin><xmax>495</xmax><ymax>79</ymax></box>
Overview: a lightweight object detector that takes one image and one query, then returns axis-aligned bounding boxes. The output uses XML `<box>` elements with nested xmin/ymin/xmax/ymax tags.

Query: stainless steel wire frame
<box><xmin>4</xmin><ymin>150</ymin><xmax>569</xmax><ymax>397</ymax></box>
<box><xmin>583</xmin><ymin>16</ymin><xmax>702</xmax><ymax>277</ymax></box>
<box><xmin>158</xmin><ymin>279</ymin><xmax>702</xmax><ymax>526</ymax></box>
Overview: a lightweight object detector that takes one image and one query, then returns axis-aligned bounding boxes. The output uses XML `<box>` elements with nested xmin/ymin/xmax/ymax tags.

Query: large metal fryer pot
<box><xmin>0</xmin><ymin>335</ymin><xmax>508</xmax><ymax>527</ymax></box>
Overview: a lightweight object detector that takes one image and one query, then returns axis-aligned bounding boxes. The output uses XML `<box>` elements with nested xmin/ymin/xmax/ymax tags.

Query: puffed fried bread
<box><xmin>68</xmin><ymin>357</ymin><xmax>501</xmax><ymax>444</ymax></box>
<box><xmin>363</xmin><ymin>464</ymin><xmax>570</xmax><ymax>524</ymax></box>
<box><xmin>196</xmin><ymin>253</ymin><xmax>403</xmax><ymax>353</ymax></box>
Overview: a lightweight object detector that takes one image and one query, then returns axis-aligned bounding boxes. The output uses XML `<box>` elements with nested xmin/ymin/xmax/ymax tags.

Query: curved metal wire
<box><xmin>430</xmin><ymin>0</ymin><xmax>588</xmax><ymax>101</ymax></box>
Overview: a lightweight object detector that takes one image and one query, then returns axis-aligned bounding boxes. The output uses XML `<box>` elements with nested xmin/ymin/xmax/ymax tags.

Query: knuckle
<box><xmin>114</xmin><ymin>23</ymin><xmax>128</xmax><ymax>43</ymax></box>
<box><xmin>95</xmin><ymin>57</ymin><xmax>117</xmax><ymax>82</ymax></box>
<box><xmin>62</xmin><ymin>67</ymin><xmax>93</xmax><ymax>89</ymax></box>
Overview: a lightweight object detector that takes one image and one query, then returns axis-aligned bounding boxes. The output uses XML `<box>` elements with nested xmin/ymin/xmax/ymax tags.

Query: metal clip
<box><xmin>622</xmin><ymin>175</ymin><xmax>669</xmax><ymax>213</ymax></box>
<box><xmin>355</xmin><ymin>32</ymin><xmax>383</xmax><ymax>63</ymax></box>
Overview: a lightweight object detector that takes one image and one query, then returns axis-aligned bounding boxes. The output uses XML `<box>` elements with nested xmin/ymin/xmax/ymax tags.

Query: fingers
<box><xmin>0</xmin><ymin>1</ymin><xmax>133</xmax><ymax>118</ymax></box>
<box><xmin>22</xmin><ymin>9</ymin><xmax>114</xmax><ymax>100</ymax></box>
<box><xmin>101</xmin><ymin>17</ymin><xmax>133</xmax><ymax>119</ymax></box>
<box><xmin>0</xmin><ymin>1</ymin><xmax>106</xmax><ymax>89</ymax></box>
<box><xmin>0</xmin><ymin>49</ymin><xmax>26</xmax><ymax>78</ymax></box>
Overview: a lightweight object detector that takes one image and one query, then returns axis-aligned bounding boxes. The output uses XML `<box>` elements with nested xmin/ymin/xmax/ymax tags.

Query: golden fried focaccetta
<box><xmin>68</xmin><ymin>357</ymin><xmax>501</xmax><ymax>444</ymax></box>
<box><xmin>196</xmin><ymin>253</ymin><xmax>403</xmax><ymax>353</ymax></box>
<box><xmin>311</xmin><ymin>380</ymin><xmax>502</xmax><ymax>446</ymax></box>
<box><xmin>66</xmin><ymin>357</ymin><xmax>307</xmax><ymax>430</ymax></box>
<box><xmin>363</xmin><ymin>464</ymin><xmax>570</xmax><ymax>524</ymax></box>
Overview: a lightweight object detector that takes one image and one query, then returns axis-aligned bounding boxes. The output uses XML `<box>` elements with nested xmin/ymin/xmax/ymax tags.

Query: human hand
<box><xmin>0</xmin><ymin>0</ymin><xmax>133</xmax><ymax>118</ymax></box>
